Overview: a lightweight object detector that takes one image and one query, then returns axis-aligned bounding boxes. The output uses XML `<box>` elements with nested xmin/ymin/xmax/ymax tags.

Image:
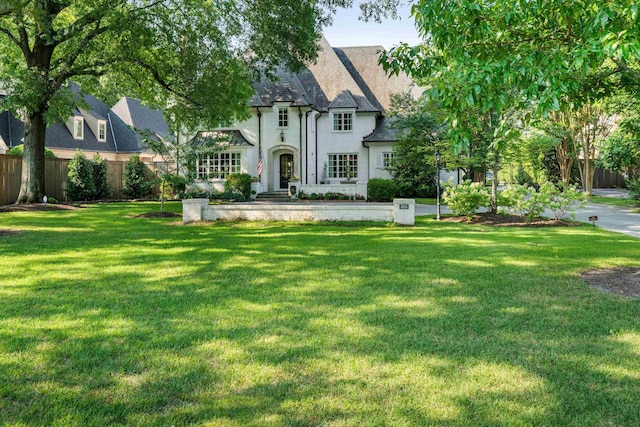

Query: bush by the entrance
<box><xmin>368</xmin><ymin>178</ymin><xmax>397</xmax><ymax>202</ymax></box>
<box><xmin>224</xmin><ymin>173</ymin><xmax>252</xmax><ymax>199</ymax></box>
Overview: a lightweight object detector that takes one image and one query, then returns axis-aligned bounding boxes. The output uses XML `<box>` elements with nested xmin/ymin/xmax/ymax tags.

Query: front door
<box><xmin>279</xmin><ymin>154</ymin><xmax>293</xmax><ymax>189</ymax></box>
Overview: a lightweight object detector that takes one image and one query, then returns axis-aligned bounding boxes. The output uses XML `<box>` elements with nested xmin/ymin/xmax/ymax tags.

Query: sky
<box><xmin>322</xmin><ymin>2</ymin><xmax>422</xmax><ymax>50</ymax></box>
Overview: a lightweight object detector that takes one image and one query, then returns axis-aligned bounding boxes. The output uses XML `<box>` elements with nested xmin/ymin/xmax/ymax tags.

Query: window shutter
<box><xmin>376</xmin><ymin>153</ymin><xmax>384</xmax><ymax>168</ymax></box>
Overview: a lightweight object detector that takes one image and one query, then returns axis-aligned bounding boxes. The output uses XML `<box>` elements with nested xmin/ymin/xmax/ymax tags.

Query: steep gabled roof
<box><xmin>306</xmin><ymin>36</ymin><xmax>365</xmax><ymax>102</ymax></box>
<box><xmin>0</xmin><ymin>86</ymin><xmax>145</xmax><ymax>154</ymax></box>
<box><xmin>249</xmin><ymin>68</ymin><xmax>311</xmax><ymax>107</ymax></box>
<box><xmin>111</xmin><ymin>97</ymin><xmax>169</xmax><ymax>139</ymax></box>
<box><xmin>338</xmin><ymin>45</ymin><xmax>423</xmax><ymax>111</ymax></box>
<box><xmin>333</xmin><ymin>47</ymin><xmax>386</xmax><ymax>113</ymax></box>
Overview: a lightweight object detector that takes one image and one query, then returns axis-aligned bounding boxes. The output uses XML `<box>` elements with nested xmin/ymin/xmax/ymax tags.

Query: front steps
<box><xmin>255</xmin><ymin>191</ymin><xmax>291</xmax><ymax>202</ymax></box>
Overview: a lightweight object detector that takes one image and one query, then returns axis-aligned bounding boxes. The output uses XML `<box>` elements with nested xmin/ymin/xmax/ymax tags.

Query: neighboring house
<box><xmin>0</xmin><ymin>84</ymin><xmax>163</xmax><ymax>163</ymax></box>
<box><xmin>193</xmin><ymin>36</ymin><xmax>422</xmax><ymax>195</ymax></box>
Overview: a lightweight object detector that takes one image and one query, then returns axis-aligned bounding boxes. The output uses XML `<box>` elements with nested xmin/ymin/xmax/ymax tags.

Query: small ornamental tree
<box><xmin>92</xmin><ymin>154</ymin><xmax>111</xmax><ymax>199</ymax></box>
<box><xmin>123</xmin><ymin>155</ymin><xmax>153</xmax><ymax>199</ymax></box>
<box><xmin>66</xmin><ymin>150</ymin><xmax>96</xmax><ymax>201</ymax></box>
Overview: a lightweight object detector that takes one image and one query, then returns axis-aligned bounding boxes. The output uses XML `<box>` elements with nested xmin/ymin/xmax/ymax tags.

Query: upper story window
<box><xmin>98</xmin><ymin>121</ymin><xmax>107</xmax><ymax>141</ymax></box>
<box><xmin>73</xmin><ymin>117</ymin><xmax>84</xmax><ymax>139</ymax></box>
<box><xmin>333</xmin><ymin>112</ymin><xmax>353</xmax><ymax>132</ymax></box>
<box><xmin>278</xmin><ymin>108</ymin><xmax>288</xmax><ymax>128</ymax></box>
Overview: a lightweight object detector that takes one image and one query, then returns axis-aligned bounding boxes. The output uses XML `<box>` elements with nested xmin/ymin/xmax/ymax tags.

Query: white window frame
<box><xmin>332</xmin><ymin>112</ymin><xmax>353</xmax><ymax>132</ymax></box>
<box><xmin>97</xmin><ymin>121</ymin><xmax>107</xmax><ymax>142</ymax></box>
<box><xmin>197</xmin><ymin>152</ymin><xmax>241</xmax><ymax>180</ymax></box>
<box><xmin>278</xmin><ymin>107</ymin><xmax>288</xmax><ymax>128</ymax></box>
<box><xmin>73</xmin><ymin>117</ymin><xmax>84</xmax><ymax>139</ymax></box>
<box><xmin>377</xmin><ymin>152</ymin><xmax>394</xmax><ymax>168</ymax></box>
<box><xmin>327</xmin><ymin>153</ymin><xmax>358</xmax><ymax>179</ymax></box>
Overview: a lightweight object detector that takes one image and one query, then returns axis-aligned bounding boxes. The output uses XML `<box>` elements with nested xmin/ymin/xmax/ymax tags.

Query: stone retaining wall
<box><xmin>183</xmin><ymin>199</ymin><xmax>415</xmax><ymax>225</ymax></box>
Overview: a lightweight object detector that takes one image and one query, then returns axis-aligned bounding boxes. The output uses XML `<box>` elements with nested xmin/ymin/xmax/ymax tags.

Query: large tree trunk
<box><xmin>556</xmin><ymin>139</ymin><xmax>574</xmax><ymax>188</ymax></box>
<box><xmin>16</xmin><ymin>112</ymin><xmax>47</xmax><ymax>203</ymax></box>
<box><xmin>490</xmin><ymin>148</ymin><xmax>500</xmax><ymax>213</ymax></box>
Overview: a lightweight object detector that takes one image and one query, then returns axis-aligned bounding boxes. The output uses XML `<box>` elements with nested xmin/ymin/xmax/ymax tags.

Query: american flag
<box><xmin>257</xmin><ymin>148</ymin><xmax>263</xmax><ymax>176</ymax></box>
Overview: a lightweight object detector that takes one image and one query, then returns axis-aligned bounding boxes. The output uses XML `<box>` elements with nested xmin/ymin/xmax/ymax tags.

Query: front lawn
<box><xmin>1</xmin><ymin>202</ymin><xmax>639</xmax><ymax>426</ymax></box>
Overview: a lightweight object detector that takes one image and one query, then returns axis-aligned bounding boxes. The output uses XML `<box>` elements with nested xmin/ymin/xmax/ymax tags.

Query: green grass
<box><xmin>415</xmin><ymin>198</ymin><xmax>438</xmax><ymax>205</ymax></box>
<box><xmin>1</xmin><ymin>202</ymin><xmax>640</xmax><ymax>426</ymax></box>
<box><xmin>590</xmin><ymin>195</ymin><xmax>639</xmax><ymax>208</ymax></box>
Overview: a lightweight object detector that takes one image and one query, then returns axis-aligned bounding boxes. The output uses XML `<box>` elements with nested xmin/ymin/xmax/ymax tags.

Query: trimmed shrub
<box><xmin>7</xmin><ymin>144</ymin><xmax>56</xmax><ymax>158</ymax></box>
<box><xmin>66</xmin><ymin>150</ymin><xmax>96</xmax><ymax>201</ymax></box>
<box><xmin>123</xmin><ymin>154</ymin><xmax>153</xmax><ymax>198</ymax></box>
<box><xmin>224</xmin><ymin>173</ymin><xmax>252</xmax><ymax>199</ymax></box>
<box><xmin>92</xmin><ymin>154</ymin><xmax>111</xmax><ymax>199</ymax></box>
<box><xmin>368</xmin><ymin>178</ymin><xmax>397</xmax><ymax>202</ymax></box>
<box><xmin>442</xmin><ymin>180</ymin><xmax>490</xmax><ymax>220</ymax></box>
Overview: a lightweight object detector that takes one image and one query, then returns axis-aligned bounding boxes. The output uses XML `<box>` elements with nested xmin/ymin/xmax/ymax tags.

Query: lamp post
<box><xmin>435</xmin><ymin>149</ymin><xmax>442</xmax><ymax>220</ymax></box>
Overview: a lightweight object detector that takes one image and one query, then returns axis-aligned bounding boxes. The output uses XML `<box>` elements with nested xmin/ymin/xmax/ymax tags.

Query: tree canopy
<box><xmin>382</xmin><ymin>0</ymin><xmax>640</xmax><ymax>147</ymax></box>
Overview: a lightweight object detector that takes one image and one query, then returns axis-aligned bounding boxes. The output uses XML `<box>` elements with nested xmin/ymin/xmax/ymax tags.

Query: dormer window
<box><xmin>98</xmin><ymin>121</ymin><xmax>107</xmax><ymax>141</ymax></box>
<box><xmin>278</xmin><ymin>107</ymin><xmax>288</xmax><ymax>128</ymax></box>
<box><xmin>73</xmin><ymin>117</ymin><xmax>84</xmax><ymax>139</ymax></box>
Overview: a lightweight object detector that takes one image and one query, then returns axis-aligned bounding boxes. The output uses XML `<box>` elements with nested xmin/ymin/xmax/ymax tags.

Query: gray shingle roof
<box><xmin>190</xmin><ymin>130</ymin><xmax>254</xmax><ymax>147</ymax></box>
<box><xmin>0</xmin><ymin>85</ymin><xmax>145</xmax><ymax>154</ymax></box>
<box><xmin>363</xmin><ymin>117</ymin><xmax>400</xmax><ymax>144</ymax></box>
<box><xmin>111</xmin><ymin>97</ymin><xmax>169</xmax><ymax>139</ymax></box>
<box><xmin>0</xmin><ymin>110</ymin><xmax>23</xmax><ymax>148</ymax></box>
<box><xmin>249</xmin><ymin>68</ymin><xmax>311</xmax><ymax>108</ymax></box>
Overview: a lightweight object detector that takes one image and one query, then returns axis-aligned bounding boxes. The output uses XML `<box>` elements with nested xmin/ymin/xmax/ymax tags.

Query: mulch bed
<box><xmin>582</xmin><ymin>267</ymin><xmax>640</xmax><ymax>299</ymax></box>
<box><xmin>440</xmin><ymin>212</ymin><xmax>577</xmax><ymax>227</ymax></box>
<box><xmin>135</xmin><ymin>212</ymin><xmax>182</xmax><ymax>218</ymax></box>
<box><xmin>0</xmin><ymin>203</ymin><xmax>79</xmax><ymax>212</ymax></box>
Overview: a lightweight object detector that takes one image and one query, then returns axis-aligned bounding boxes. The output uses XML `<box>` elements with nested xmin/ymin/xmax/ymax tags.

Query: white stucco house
<box><xmin>192</xmin><ymin>37</ymin><xmax>422</xmax><ymax>198</ymax></box>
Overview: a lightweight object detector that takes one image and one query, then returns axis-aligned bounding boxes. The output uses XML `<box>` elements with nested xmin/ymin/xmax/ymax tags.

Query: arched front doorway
<box><xmin>279</xmin><ymin>153</ymin><xmax>294</xmax><ymax>190</ymax></box>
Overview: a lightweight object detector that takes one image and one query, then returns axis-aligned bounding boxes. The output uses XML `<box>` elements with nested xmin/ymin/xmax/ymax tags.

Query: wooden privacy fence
<box><xmin>0</xmin><ymin>155</ymin><xmax>163</xmax><ymax>205</ymax></box>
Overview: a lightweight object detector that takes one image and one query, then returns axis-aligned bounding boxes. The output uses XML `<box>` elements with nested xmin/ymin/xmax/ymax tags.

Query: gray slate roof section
<box><xmin>362</xmin><ymin>117</ymin><xmax>400</xmax><ymax>143</ymax></box>
<box><xmin>333</xmin><ymin>48</ymin><xmax>386</xmax><ymax>113</ymax></box>
<box><xmin>108</xmin><ymin>111</ymin><xmax>143</xmax><ymax>153</ymax></box>
<box><xmin>113</xmin><ymin>97</ymin><xmax>169</xmax><ymax>139</ymax></box>
<box><xmin>0</xmin><ymin>110</ymin><xmax>24</xmax><ymax>148</ymax></box>
<box><xmin>250</xmin><ymin>68</ymin><xmax>311</xmax><ymax>107</ymax></box>
<box><xmin>328</xmin><ymin>90</ymin><xmax>358</xmax><ymax>109</ymax></box>
<box><xmin>295</xmin><ymin>69</ymin><xmax>330</xmax><ymax>110</ymax></box>
<box><xmin>328</xmin><ymin>90</ymin><xmax>379</xmax><ymax>113</ymax></box>
<box><xmin>190</xmin><ymin>130</ymin><xmax>254</xmax><ymax>147</ymax></box>
<box><xmin>0</xmin><ymin>86</ymin><xmax>144</xmax><ymax>154</ymax></box>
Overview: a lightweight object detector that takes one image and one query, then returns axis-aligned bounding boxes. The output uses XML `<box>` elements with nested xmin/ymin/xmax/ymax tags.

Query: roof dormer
<box><xmin>66</xmin><ymin>114</ymin><xmax>85</xmax><ymax>140</ymax></box>
<box><xmin>78</xmin><ymin>108</ymin><xmax>108</xmax><ymax>142</ymax></box>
